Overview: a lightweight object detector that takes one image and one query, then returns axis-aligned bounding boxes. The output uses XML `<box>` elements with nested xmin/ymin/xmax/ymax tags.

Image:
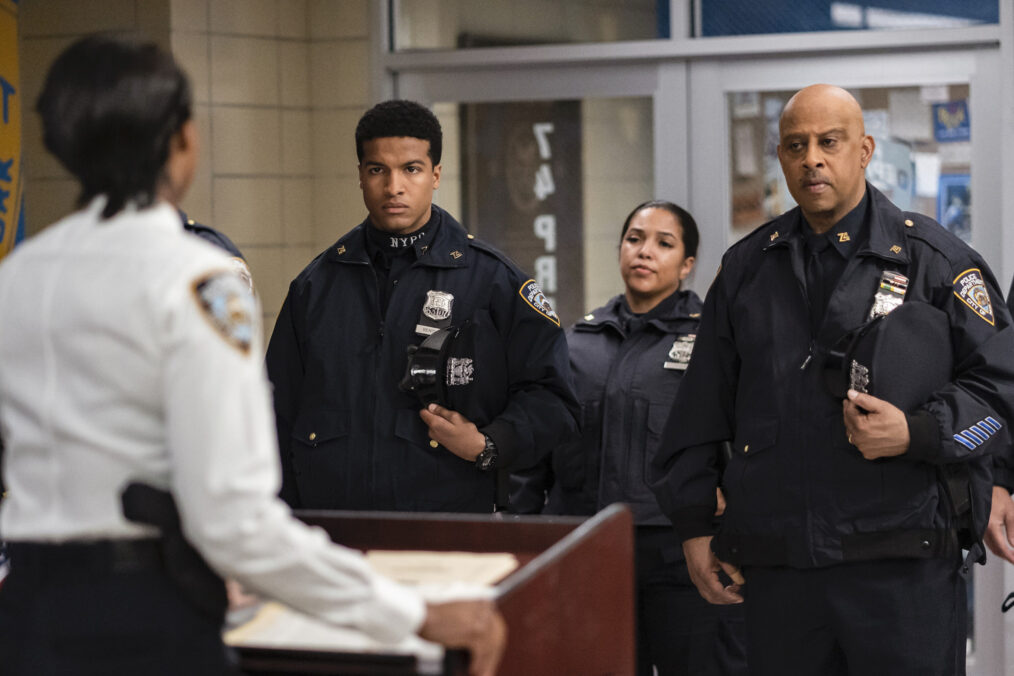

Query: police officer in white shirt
<box><xmin>0</xmin><ymin>35</ymin><xmax>504</xmax><ymax>676</ymax></box>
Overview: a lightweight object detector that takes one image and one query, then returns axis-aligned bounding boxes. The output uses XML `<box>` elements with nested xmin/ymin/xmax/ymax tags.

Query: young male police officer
<box><xmin>651</xmin><ymin>84</ymin><xmax>1014</xmax><ymax>675</ymax></box>
<box><xmin>266</xmin><ymin>100</ymin><xmax>578</xmax><ymax>513</ymax></box>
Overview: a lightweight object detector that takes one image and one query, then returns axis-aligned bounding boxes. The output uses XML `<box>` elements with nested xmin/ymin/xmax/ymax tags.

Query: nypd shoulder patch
<box><xmin>519</xmin><ymin>279</ymin><xmax>560</xmax><ymax>326</ymax></box>
<box><xmin>953</xmin><ymin>268</ymin><xmax>994</xmax><ymax>326</ymax></box>
<box><xmin>191</xmin><ymin>270</ymin><xmax>257</xmax><ymax>354</ymax></box>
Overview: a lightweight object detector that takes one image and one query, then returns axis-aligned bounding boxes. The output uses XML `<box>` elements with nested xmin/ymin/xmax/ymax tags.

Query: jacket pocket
<box><xmin>553</xmin><ymin>400</ymin><xmax>599</xmax><ymax>491</ymax></box>
<box><xmin>288</xmin><ymin>409</ymin><xmax>351</xmax><ymax>508</ymax></box>
<box><xmin>291</xmin><ymin>409</ymin><xmax>349</xmax><ymax>448</ymax></box>
<box><xmin>643</xmin><ymin>401</ymin><xmax>674</xmax><ymax>485</ymax></box>
<box><xmin>726</xmin><ymin>417</ymin><xmax>780</xmax><ymax>516</ymax></box>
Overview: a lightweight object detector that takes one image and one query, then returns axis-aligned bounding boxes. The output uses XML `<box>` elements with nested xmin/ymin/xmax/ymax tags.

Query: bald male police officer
<box><xmin>266</xmin><ymin>100</ymin><xmax>578</xmax><ymax>513</ymax></box>
<box><xmin>651</xmin><ymin>85</ymin><xmax>1014</xmax><ymax>675</ymax></box>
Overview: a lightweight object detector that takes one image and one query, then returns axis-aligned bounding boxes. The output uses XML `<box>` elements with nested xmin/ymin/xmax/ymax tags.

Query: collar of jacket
<box><xmin>575</xmin><ymin>290</ymin><xmax>703</xmax><ymax>335</ymax></box>
<box><xmin>326</xmin><ymin>204</ymin><xmax>472</xmax><ymax>269</ymax></box>
<box><xmin>762</xmin><ymin>182</ymin><xmax>910</xmax><ymax>266</ymax></box>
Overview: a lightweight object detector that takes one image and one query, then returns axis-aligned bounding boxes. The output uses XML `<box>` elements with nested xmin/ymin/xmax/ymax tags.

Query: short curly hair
<box><xmin>355</xmin><ymin>100</ymin><xmax>442</xmax><ymax>165</ymax></box>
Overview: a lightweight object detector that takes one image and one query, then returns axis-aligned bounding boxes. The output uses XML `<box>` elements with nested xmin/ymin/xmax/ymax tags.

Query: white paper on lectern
<box><xmin>223</xmin><ymin>550</ymin><xmax>516</xmax><ymax>672</ymax></box>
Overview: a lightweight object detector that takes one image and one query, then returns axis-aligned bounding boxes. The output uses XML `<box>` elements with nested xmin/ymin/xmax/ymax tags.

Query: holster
<box><xmin>121</xmin><ymin>482</ymin><xmax>227</xmax><ymax>622</ymax></box>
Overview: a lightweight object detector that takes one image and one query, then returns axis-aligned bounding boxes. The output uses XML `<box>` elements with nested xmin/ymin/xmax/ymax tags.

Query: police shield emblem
<box><xmin>953</xmin><ymin>268</ymin><xmax>994</xmax><ymax>325</ymax></box>
<box><xmin>519</xmin><ymin>279</ymin><xmax>560</xmax><ymax>326</ymax></box>
<box><xmin>423</xmin><ymin>290</ymin><xmax>454</xmax><ymax>321</ymax></box>
<box><xmin>192</xmin><ymin>270</ymin><xmax>257</xmax><ymax>354</ymax></box>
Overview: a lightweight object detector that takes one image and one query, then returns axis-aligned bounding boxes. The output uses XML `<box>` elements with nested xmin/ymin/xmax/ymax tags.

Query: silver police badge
<box><xmin>664</xmin><ymin>334</ymin><xmax>696</xmax><ymax>370</ymax></box>
<box><xmin>423</xmin><ymin>290</ymin><xmax>454</xmax><ymax>322</ymax></box>
<box><xmin>867</xmin><ymin>271</ymin><xmax>909</xmax><ymax>320</ymax></box>
<box><xmin>446</xmin><ymin>357</ymin><xmax>474</xmax><ymax>386</ymax></box>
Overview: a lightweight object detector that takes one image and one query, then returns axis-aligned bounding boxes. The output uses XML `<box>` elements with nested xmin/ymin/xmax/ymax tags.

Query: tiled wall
<box><xmin>20</xmin><ymin>0</ymin><xmax>171</xmax><ymax>242</ymax></box>
<box><xmin>19</xmin><ymin>0</ymin><xmax>373</xmax><ymax>338</ymax></box>
<box><xmin>169</xmin><ymin>0</ymin><xmax>371</xmax><ymax>334</ymax></box>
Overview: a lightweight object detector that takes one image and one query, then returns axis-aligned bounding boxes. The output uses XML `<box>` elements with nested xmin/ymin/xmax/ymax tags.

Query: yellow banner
<box><xmin>0</xmin><ymin>0</ymin><xmax>22</xmax><ymax>261</ymax></box>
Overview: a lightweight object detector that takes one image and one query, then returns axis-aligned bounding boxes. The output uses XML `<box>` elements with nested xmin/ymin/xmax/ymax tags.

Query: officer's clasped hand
<box><xmin>419</xmin><ymin>403</ymin><xmax>486</xmax><ymax>462</ymax></box>
<box><xmin>842</xmin><ymin>389</ymin><xmax>910</xmax><ymax>459</ymax></box>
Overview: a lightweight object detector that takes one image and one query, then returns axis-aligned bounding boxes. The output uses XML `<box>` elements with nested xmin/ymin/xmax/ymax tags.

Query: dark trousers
<box><xmin>0</xmin><ymin>542</ymin><xmax>230</xmax><ymax>676</ymax></box>
<box><xmin>636</xmin><ymin>528</ymin><xmax>749</xmax><ymax>676</ymax></box>
<box><xmin>743</xmin><ymin>558</ymin><xmax>965</xmax><ymax>676</ymax></box>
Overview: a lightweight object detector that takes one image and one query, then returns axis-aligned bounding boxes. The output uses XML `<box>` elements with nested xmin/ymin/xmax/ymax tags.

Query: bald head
<box><xmin>777</xmin><ymin>84</ymin><xmax>875</xmax><ymax>233</ymax></box>
<box><xmin>780</xmin><ymin>84</ymin><xmax>865</xmax><ymax>137</ymax></box>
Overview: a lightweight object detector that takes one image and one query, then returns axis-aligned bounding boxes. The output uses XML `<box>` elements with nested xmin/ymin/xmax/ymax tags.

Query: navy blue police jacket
<box><xmin>511</xmin><ymin>290</ymin><xmax>702</xmax><ymax>527</ymax></box>
<box><xmin>651</xmin><ymin>184</ymin><xmax>1014</xmax><ymax>568</ymax></box>
<box><xmin>266</xmin><ymin>205</ymin><xmax>579</xmax><ymax>513</ymax></box>
<box><xmin>180</xmin><ymin>211</ymin><xmax>245</xmax><ymax>259</ymax></box>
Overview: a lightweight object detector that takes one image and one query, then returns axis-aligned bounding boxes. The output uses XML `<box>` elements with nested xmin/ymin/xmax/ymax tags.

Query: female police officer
<box><xmin>512</xmin><ymin>201</ymin><xmax>745</xmax><ymax>675</ymax></box>
<box><xmin>0</xmin><ymin>36</ymin><xmax>503</xmax><ymax>675</ymax></box>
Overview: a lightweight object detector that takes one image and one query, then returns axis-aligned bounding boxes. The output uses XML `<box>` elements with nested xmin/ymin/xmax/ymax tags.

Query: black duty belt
<box><xmin>7</xmin><ymin>539</ymin><xmax>163</xmax><ymax>576</ymax></box>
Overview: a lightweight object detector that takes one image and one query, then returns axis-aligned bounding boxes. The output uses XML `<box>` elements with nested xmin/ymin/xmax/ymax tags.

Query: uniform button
<box><xmin>904</xmin><ymin>219</ymin><xmax>914</xmax><ymax>227</ymax></box>
<box><xmin>744</xmin><ymin>444</ymin><xmax>750</xmax><ymax>453</ymax></box>
<box><xmin>920</xmin><ymin>539</ymin><xmax>931</xmax><ymax>549</ymax></box>
<box><xmin>731</xmin><ymin>547</ymin><xmax>739</xmax><ymax>554</ymax></box>
<box><xmin>392</xmin><ymin>279</ymin><xmax>399</xmax><ymax>285</ymax></box>
<box><xmin>429</xmin><ymin>440</ymin><xmax>439</xmax><ymax>448</ymax></box>
<box><xmin>308</xmin><ymin>432</ymin><xmax>316</xmax><ymax>441</ymax></box>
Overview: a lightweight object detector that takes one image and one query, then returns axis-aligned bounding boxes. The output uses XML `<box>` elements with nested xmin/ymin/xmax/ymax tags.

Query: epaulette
<box><xmin>464</xmin><ymin>234</ymin><xmax>525</xmax><ymax>271</ymax></box>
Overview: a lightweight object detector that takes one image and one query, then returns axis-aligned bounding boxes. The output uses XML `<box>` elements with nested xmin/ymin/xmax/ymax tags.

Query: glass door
<box><xmin>686</xmin><ymin>47</ymin><xmax>1006</xmax><ymax>675</ymax></box>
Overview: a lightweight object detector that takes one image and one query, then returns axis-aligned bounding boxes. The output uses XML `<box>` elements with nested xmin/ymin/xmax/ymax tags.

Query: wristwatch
<box><xmin>475</xmin><ymin>434</ymin><xmax>498</xmax><ymax>471</ymax></box>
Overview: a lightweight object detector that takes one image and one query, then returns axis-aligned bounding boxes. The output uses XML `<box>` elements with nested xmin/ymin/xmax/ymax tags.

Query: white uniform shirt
<box><xmin>0</xmin><ymin>198</ymin><xmax>425</xmax><ymax>643</ymax></box>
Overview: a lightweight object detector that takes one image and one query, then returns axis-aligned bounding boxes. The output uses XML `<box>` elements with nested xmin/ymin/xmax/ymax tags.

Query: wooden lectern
<box><xmin>236</xmin><ymin>504</ymin><xmax>635</xmax><ymax>675</ymax></box>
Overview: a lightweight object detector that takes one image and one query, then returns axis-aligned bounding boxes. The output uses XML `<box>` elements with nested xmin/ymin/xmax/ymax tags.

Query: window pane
<box><xmin>728</xmin><ymin>85</ymin><xmax>972</xmax><ymax>244</ymax></box>
<box><xmin>394</xmin><ymin>0</ymin><xmax>666</xmax><ymax>51</ymax></box>
<box><xmin>432</xmin><ymin>97</ymin><xmax>653</xmax><ymax>326</ymax></box>
<box><xmin>700</xmin><ymin>1</ymin><xmax>997</xmax><ymax>36</ymax></box>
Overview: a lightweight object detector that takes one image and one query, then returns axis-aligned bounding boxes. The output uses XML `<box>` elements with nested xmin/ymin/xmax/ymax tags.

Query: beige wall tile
<box><xmin>281</xmin><ymin>178</ymin><xmax>314</xmax><ymax>245</ymax></box>
<box><xmin>211</xmin><ymin>36</ymin><xmax>279</xmax><ymax>105</ymax></box>
<box><xmin>279</xmin><ymin>42</ymin><xmax>310</xmax><ymax>107</ymax></box>
<box><xmin>281</xmin><ymin>110</ymin><xmax>312</xmax><ymax>176</ymax></box>
<box><xmin>20</xmin><ymin>37</ymin><xmax>77</xmax><ymax>111</ymax></box>
<box><xmin>309</xmin><ymin>0</ymin><xmax>368</xmax><ymax>39</ymax></box>
<box><xmin>137</xmin><ymin>0</ymin><xmax>172</xmax><ymax>42</ymax></box>
<box><xmin>312</xmin><ymin>176</ymin><xmax>362</xmax><ymax>247</ymax></box>
<box><xmin>283</xmin><ymin>245</ymin><xmax>316</xmax><ymax>282</ymax></box>
<box><xmin>209</xmin><ymin>0</ymin><xmax>278</xmax><ymax>36</ymax></box>
<box><xmin>21</xmin><ymin>0</ymin><xmax>138</xmax><ymax>36</ymax></box>
<box><xmin>434</xmin><ymin>179</ymin><xmax>461</xmax><ymax>221</ymax></box>
<box><xmin>23</xmin><ymin>178</ymin><xmax>78</xmax><ymax>238</ymax></box>
<box><xmin>171</xmin><ymin>31</ymin><xmax>210</xmax><ymax>103</ymax></box>
<box><xmin>210</xmin><ymin>107</ymin><xmax>281</xmax><ymax>175</ymax></box>
<box><xmin>310</xmin><ymin>40</ymin><xmax>369</xmax><ymax>108</ymax></box>
<box><xmin>170</xmin><ymin>0</ymin><xmax>209</xmax><ymax>31</ymax></box>
<box><xmin>311</xmin><ymin>108</ymin><xmax>361</xmax><ymax>177</ymax></box>
<box><xmin>261</xmin><ymin>313</ymin><xmax>278</xmax><ymax>346</ymax></box>
<box><xmin>23</xmin><ymin>113</ymin><xmax>68</xmax><ymax>181</ymax></box>
<box><xmin>180</xmin><ymin>105</ymin><xmax>214</xmax><ymax>224</ymax></box>
<box><xmin>243</xmin><ymin>245</ymin><xmax>288</xmax><ymax>317</ymax></box>
<box><xmin>277</xmin><ymin>0</ymin><xmax>308</xmax><ymax>38</ymax></box>
<box><xmin>212</xmin><ymin>177</ymin><xmax>283</xmax><ymax>246</ymax></box>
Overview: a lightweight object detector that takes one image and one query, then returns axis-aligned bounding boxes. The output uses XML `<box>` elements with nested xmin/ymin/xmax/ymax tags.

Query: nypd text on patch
<box><xmin>953</xmin><ymin>268</ymin><xmax>994</xmax><ymax>325</ymax></box>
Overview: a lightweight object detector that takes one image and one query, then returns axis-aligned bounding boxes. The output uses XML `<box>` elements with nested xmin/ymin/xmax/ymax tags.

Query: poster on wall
<box><xmin>932</xmin><ymin>100</ymin><xmax>970</xmax><ymax>143</ymax></box>
<box><xmin>0</xmin><ymin>0</ymin><xmax>24</xmax><ymax>262</ymax></box>
<box><xmin>937</xmin><ymin>174</ymin><xmax>971</xmax><ymax>243</ymax></box>
<box><xmin>461</xmin><ymin>100</ymin><xmax>584</xmax><ymax>327</ymax></box>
